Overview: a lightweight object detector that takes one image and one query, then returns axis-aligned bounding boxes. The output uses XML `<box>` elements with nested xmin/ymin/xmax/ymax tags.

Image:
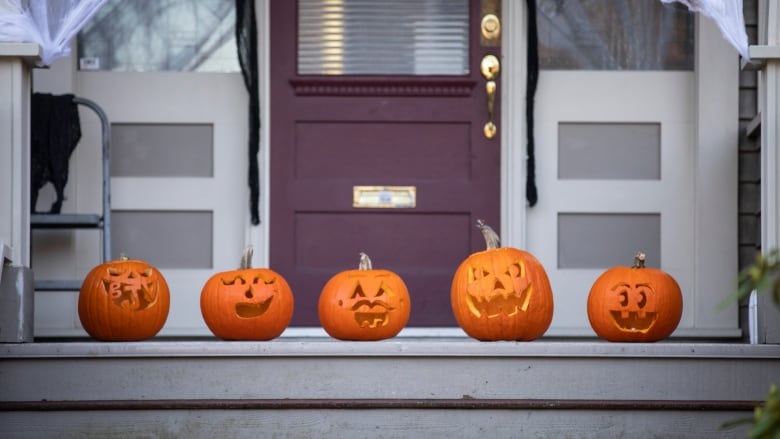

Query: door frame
<box><xmin>251</xmin><ymin>1</ymin><xmax>739</xmax><ymax>336</ymax></box>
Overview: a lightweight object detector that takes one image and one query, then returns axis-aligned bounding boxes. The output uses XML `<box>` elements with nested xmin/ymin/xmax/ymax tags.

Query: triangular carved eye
<box><xmin>108</xmin><ymin>267</ymin><xmax>121</xmax><ymax>276</ymax></box>
<box><xmin>141</xmin><ymin>268</ymin><xmax>153</xmax><ymax>277</ymax></box>
<box><xmin>350</xmin><ymin>284</ymin><xmax>366</xmax><ymax>299</ymax></box>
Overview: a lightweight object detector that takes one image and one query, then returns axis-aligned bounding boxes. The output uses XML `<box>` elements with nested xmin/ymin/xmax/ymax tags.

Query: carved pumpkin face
<box><xmin>78</xmin><ymin>257</ymin><xmax>170</xmax><ymax>341</ymax></box>
<box><xmin>200</xmin><ymin>247</ymin><xmax>294</xmax><ymax>340</ymax></box>
<box><xmin>464</xmin><ymin>259</ymin><xmax>532</xmax><ymax>319</ymax></box>
<box><xmin>451</xmin><ymin>221</ymin><xmax>553</xmax><ymax>341</ymax></box>
<box><xmin>318</xmin><ymin>253</ymin><xmax>410</xmax><ymax>341</ymax></box>
<box><xmin>587</xmin><ymin>253</ymin><xmax>683</xmax><ymax>342</ymax></box>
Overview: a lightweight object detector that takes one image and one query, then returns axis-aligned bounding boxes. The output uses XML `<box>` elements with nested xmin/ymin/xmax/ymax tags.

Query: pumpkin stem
<box><xmin>476</xmin><ymin>219</ymin><xmax>501</xmax><ymax>250</ymax></box>
<box><xmin>119</xmin><ymin>253</ymin><xmax>128</xmax><ymax>261</ymax></box>
<box><xmin>358</xmin><ymin>252</ymin><xmax>373</xmax><ymax>270</ymax></box>
<box><xmin>240</xmin><ymin>245</ymin><xmax>254</xmax><ymax>270</ymax></box>
<box><xmin>632</xmin><ymin>252</ymin><xmax>646</xmax><ymax>269</ymax></box>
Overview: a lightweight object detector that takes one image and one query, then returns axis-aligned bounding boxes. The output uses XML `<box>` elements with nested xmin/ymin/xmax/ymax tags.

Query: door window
<box><xmin>77</xmin><ymin>0</ymin><xmax>239</xmax><ymax>72</ymax></box>
<box><xmin>537</xmin><ymin>0</ymin><xmax>694</xmax><ymax>70</ymax></box>
<box><xmin>297</xmin><ymin>0</ymin><xmax>469</xmax><ymax>75</ymax></box>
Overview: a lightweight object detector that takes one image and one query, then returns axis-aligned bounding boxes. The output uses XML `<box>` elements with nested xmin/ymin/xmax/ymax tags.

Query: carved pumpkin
<box><xmin>451</xmin><ymin>220</ymin><xmax>554</xmax><ymax>341</ymax></box>
<box><xmin>318</xmin><ymin>252</ymin><xmax>410</xmax><ymax>341</ymax></box>
<box><xmin>200</xmin><ymin>246</ymin><xmax>294</xmax><ymax>340</ymax></box>
<box><xmin>587</xmin><ymin>252</ymin><xmax>683</xmax><ymax>342</ymax></box>
<box><xmin>78</xmin><ymin>256</ymin><xmax>170</xmax><ymax>341</ymax></box>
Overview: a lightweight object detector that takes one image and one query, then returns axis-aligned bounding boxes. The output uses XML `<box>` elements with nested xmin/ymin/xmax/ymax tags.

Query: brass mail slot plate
<box><xmin>353</xmin><ymin>186</ymin><xmax>416</xmax><ymax>209</ymax></box>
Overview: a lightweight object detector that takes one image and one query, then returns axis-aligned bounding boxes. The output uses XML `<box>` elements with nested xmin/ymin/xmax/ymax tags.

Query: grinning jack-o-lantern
<box><xmin>318</xmin><ymin>252</ymin><xmax>410</xmax><ymax>341</ymax></box>
<box><xmin>450</xmin><ymin>220</ymin><xmax>554</xmax><ymax>341</ymax></box>
<box><xmin>200</xmin><ymin>246</ymin><xmax>294</xmax><ymax>340</ymax></box>
<box><xmin>78</xmin><ymin>255</ymin><xmax>170</xmax><ymax>341</ymax></box>
<box><xmin>587</xmin><ymin>252</ymin><xmax>683</xmax><ymax>342</ymax></box>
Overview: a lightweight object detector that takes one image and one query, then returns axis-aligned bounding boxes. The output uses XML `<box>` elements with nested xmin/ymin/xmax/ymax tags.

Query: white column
<box><xmin>0</xmin><ymin>43</ymin><xmax>40</xmax><ymax>268</ymax></box>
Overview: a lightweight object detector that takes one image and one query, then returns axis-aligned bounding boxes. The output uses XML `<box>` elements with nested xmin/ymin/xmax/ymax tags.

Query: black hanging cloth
<box><xmin>236</xmin><ymin>0</ymin><xmax>261</xmax><ymax>225</ymax></box>
<box><xmin>526</xmin><ymin>0</ymin><xmax>539</xmax><ymax>207</ymax></box>
<box><xmin>30</xmin><ymin>93</ymin><xmax>82</xmax><ymax>214</ymax></box>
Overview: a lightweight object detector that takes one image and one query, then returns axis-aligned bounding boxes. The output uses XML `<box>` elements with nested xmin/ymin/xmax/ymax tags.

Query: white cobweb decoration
<box><xmin>0</xmin><ymin>0</ymin><xmax>107</xmax><ymax>66</ymax></box>
<box><xmin>661</xmin><ymin>0</ymin><xmax>750</xmax><ymax>61</ymax></box>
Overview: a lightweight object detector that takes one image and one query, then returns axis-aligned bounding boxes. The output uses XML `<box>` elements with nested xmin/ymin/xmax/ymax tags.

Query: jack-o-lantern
<box><xmin>78</xmin><ymin>255</ymin><xmax>170</xmax><ymax>341</ymax></box>
<box><xmin>318</xmin><ymin>252</ymin><xmax>410</xmax><ymax>341</ymax></box>
<box><xmin>451</xmin><ymin>220</ymin><xmax>554</xmax><ymax>341</ymax></box>
<box><xmin>200</xmin><ymin>246</ymin><xmax>294</xmax><ymax>340</ymax></box>
<box><xmin>587</xmin><ymin>252</ymin><xmax>683</xmax><ymax>342</ymax></box>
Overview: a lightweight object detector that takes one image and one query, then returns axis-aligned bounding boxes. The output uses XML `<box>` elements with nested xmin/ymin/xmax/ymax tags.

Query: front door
<box><xmin>270</xmin><ymin>0</ymin><xmax>501</xmax><ymax>326</ymax></box>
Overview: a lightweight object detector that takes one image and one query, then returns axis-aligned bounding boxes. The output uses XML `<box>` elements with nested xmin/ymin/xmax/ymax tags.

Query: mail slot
<box><xmin>353</xmin><ymin>186</ymin><xmax>416</xmax><ymax>209</ymax></box>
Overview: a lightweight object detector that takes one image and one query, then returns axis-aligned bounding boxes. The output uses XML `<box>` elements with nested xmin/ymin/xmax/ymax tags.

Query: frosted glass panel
<box><xmin>537</xmin><ymin>0</ymin><xmax>693</xmax><ymax>70</ymax></box>
<box><xmin>111</xmin><ymin>124</ymin><xmax>213</xmax><ymax>177</ymax></box>
<box><xmin>558</xmin><ymin>213</ymin><xmax>660</xmax><ymax>269</ymax></box>
<box><xmin>558</xmin><ymin>123</ymin><xmax>660</xmax><ymax>180</ymax></box>
<box><xmin>298</xmin><ymin>0</ymin><xmax>469</xmax><ymax>75</ymax></box>
<box><xmin>112</xmin><ymin>211</ymin><xmax>213</xmax><ymax>268</ymax></box>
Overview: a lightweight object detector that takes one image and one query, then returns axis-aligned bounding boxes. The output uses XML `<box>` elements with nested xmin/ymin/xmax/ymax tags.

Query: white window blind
<box><xmin>298</xmin><ymin>0</ymin><xmax>469</xmax><ymax>75</ymax></box>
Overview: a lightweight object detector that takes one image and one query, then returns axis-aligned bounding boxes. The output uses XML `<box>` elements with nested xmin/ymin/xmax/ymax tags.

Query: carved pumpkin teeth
<box><xmin>465</xmin><ymin>285</ymin><xmax>532</xmax><ymax>318</ymax></box>
<box><xmin>609</xmin><ymin>310</ymin><xmax>658</xmax><ymax>332</ymax></box>
<box><xmin>235</xmin><ymin>296</ymin><xmax>273</xmax><ymax>318</ymax></box>
<box><xmin>354</xmin><ymin>312</ymin><xmax>389</xmax><ymax>328</ymax></box>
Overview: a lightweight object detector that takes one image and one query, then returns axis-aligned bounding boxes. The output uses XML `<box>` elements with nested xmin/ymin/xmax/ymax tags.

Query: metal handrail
<box><xmin>72</xmin><ymin>97</ymin><xmax>111</xmax><ymax>263</ymax></box>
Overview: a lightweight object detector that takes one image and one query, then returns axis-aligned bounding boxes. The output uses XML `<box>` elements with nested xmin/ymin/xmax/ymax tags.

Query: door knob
<box><xmin>480</xmin><ymin>54</ymin><xmax>500</xmax><ymax>139</ymax></box>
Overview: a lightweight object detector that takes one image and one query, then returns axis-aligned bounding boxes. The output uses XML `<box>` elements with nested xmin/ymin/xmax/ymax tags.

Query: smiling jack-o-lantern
<box><xmin>200</xmin><ymin>246</ymin><xmax>294</xmax><ymax>340</ymax></box>
<box><xmin>318</xmin><ymin>252</ymin><xmax>410</xmax><ymax>341</ymax></box>
<box><xmin>451</xmin><ymin>220</ymin><xmax>554</xmax><ymax>341</ymax></box>
<box><xmin>587</xmin><ymin>252</ymin><xmax>682</xmax><ymax>342</ymax></box>
<box><xmin>78</xmin><ymin>256</ymin><xmax>170</xmax><ymax>341</ymax></box>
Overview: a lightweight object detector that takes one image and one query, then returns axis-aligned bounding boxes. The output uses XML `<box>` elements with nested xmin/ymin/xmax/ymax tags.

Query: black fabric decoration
<box><xmin>30</xmin><ymin>93</ymin><xmax>82</xmax><ymax>214</ymax></box>
<box><xmin>525</xmin><ymin>0</ymin><xmax>539</xmax><ymax>207</ymax></box>
<box><xmin>236</xmin><ymin>0</ymin><xmax>261</xmax><ymax>225</ymax></box>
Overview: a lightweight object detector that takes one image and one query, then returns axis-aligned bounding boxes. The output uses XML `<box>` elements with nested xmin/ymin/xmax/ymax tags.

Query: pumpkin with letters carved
<box><xmin>200</xmin><ymin>246</ymin><xmax>294</xmax><ymax>340</ymax></box>
<box><xmin>587</xmin><ymin>252</ymin><xmax>683</xmax><ymax>342</ymax></box>
<box><xmin>318</xmin><ymin>252</ymin><xmax>410</xmax><ymax>341</ymax></box>
<box><xmin>450</xmin><ymin>220</ymin><xmax>554</xmax><ymax>341</ymax></box>
<box><xmin>78</xmin><ymin>256</ymin><xmax>170</xmax><ymax>341</ymax></box>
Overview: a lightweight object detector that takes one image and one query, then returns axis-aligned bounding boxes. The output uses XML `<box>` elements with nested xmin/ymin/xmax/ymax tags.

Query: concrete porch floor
<box><xmin>0</xmin><ymin>338</ymin><xmax>778</xmax><ymax>437</ymax></box>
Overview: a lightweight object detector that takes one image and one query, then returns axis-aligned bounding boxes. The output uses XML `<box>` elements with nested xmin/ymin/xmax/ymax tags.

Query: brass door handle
<box><xmin>480</xmin><ymin>54</ymin><xmax>500</xmax><ymax>139</ymax></box>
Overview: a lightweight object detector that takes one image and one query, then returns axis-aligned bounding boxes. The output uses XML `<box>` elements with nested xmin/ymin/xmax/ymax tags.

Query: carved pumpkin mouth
<box><xmin>609</xmin><ymin>310</ymin><xmax>658</xmax><ymax>332</ymax></box>
<box><xmin>235</xmin><ymin>296</ymin><xmax>273</xmax><ymax>318</ymax></box>
<box><xmin>465</xmin><ymin>274</ymin><xmax>532</xmax><ymax>318</ymax></box>
<box><xmin>351</xmin><ymin>300</ymin><xmax>393</xmax><ymax>328</ymax></box>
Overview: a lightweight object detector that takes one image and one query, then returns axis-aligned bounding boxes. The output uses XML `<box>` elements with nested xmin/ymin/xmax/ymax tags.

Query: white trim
<box><xmin>758</xmin><ymin>0</ymin><xmax>780</xmax><ymax>343</ymax></box>
<box><xmin>0</xmin><ymin>46</ymin><xmax>37</xmax><ymax>268</ymax></box>
<box><xmin>692</xmin><ymin>16</ymin><xmax>740</xmax><ymax>331</ymax></box>
<box><xmin>250</xmin><ymin>0</ymin><xmax>271</xmax><ymax>268</ymax></box>
<box><xmin>500</xmin><ymin>0</ymin><xmax>528</xmax><ymax>249</ymax></box>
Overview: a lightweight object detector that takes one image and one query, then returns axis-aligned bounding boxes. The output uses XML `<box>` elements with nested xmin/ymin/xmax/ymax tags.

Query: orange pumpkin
<box><xmin>450</xmin><ymin>220</ymin><xmax>554</xmax><ymax>341</ymax></box>
<box><xmin>78</xmin><ymin>256</ymin><xmax>170</xmax><ymax>341</ymax></box>
<box><xmin>318</xmin><ymin>252</ymin><xmax>410</xmax><ymax>341</ymax></box>
<box><xmin>587</xmin><ymin>252</ymin><xmax>683</xmax><ymax>342</ymax></box>
<box><xmin>200</xmin><ymin>246</ymin><xmax>294</xmax><ymax>340</ymax></box>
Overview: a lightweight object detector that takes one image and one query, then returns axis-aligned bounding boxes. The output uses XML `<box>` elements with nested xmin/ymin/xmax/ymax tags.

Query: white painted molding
<box><xmin>500</xmin><ymin>0</ymin><xmax>528</xmax><ymax>250</ymax></box>
<box><xmin>759</xmin><ymin>0</ymin><xmax>780</xmax><ymax>343</ymax></box>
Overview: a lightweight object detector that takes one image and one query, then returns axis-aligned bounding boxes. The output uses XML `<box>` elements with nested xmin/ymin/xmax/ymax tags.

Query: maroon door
<box><xmin>270</xmin><ymin>0</ymin><xmax>501</xmax><ymax>326</ymax></box>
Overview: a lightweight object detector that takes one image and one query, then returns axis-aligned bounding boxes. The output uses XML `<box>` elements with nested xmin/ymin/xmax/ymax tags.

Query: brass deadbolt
<box><xmin>481</xmin><ymin>14</ymin><xmax>501</xmax><ymax>41</ymax></box>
